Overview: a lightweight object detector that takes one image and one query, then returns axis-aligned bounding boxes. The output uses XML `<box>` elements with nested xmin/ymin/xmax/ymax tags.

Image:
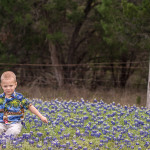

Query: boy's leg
<box><xmin>0</xmin><ymin>123</ymin><xmax>7</xmax><ymax>150</ymax></box>
<box><xmin>5</xmin><ymin>122</ymin><xmax>22</xmax><ymax>142</ymax></box>
<box><xmin>0</xmin><ymin>123</ymin><xmax>6</xmax><ymax>134</ymax></box>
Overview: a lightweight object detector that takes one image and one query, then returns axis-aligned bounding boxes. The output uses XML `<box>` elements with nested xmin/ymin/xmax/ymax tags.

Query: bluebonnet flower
<box><xmin>66</xmin><ymin>141</ymin><xmax>70</xmax><ymax>147</ymax></box>
<box><xmin>144</xmin><ymin>141</ymin><xmax>149</xmax><ymax>147</ymax></box>
<box><xmin>35</xmin><ymin>137</ymin><xmax>39</xmax><ymax>142</ymax></box>
<box><xmin>37</xmin><ymin>132</ymin><xmax>43</xmax><ymax>137</ymax></box>
<box><xmin>36</xmin><ymin>144</ymin><xmax>42</xmax><ymax>148</ymax></box>
<box><xmin>99</xmin><ymin>143</ymin><xmax>103</xmax><ymax>147</ymax></box>
<box><xmin>44</xmin><ymin>140</ymin><xmax>48</xmax><ymax>145</ymax></box>
<box><xmin>28</xmin><ymin>139</ymin><xmax>34</xmax><ymax>144</ymax></box>
<box><xmin>61</xmin><ymin>144</ymin><xmax>66</xmax><ymax>148</ymax></box>
<box><xmin>2</xmin><ymin>145</ymin><xmax>6</xmax><ymax>149</ymax></box>
<box><xmin>60</xmin><ymin>136</ymin><xmax>64</xmax><ymax>139</ymax></box>
<box><xmin>78</xmin><ymin>145</ymin><xmax>82</xmax><ymax>149</ymax></box>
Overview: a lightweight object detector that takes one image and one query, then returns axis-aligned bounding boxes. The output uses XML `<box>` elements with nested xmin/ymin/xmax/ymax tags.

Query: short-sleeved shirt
<box><xmin>0</xmin><ymin>91</ymin><xmax>31</xmax><ymax>124</ymax></box>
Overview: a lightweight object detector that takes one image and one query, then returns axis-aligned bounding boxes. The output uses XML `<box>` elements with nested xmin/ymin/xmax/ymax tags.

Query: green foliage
<box><xmin>93</xmin><ymin>0</ymin><xmax>150</xmax><ymax>88</ymax></box>
<box><xmin>0</xmin><ymin>0</ymin><xmax>31</xmax><ymax>23</ymax></box>
<box><xmin>25</xmin><ymin>13</ymin><xmax>33</xmax><ymax>24</ymax></box>
<box><xmin>122</xmin><ymin>0</ymin><xmax>138</xmax><ymax>18</ymax></box>
<box><xmin>67</xmin><ymin>8</ymin><xmax>84</xmax><ymax>24</ymax></box>
<box><xmin>136</xmin><ymin>96</ymin><xmax>141</xmax><ymax>105</ymax></box>
<box><xmin>0</xmin><ymin>0</ymin><xmax>150</xmax><ymax>88</ymax></box>
<box><xmin>47</xmin><ymin>32</ymin><xmax>65</xmax><ymax>44</ymax></box>
<box><xmin>14</xmin><ymin>15</ymin><xmax>24</xmax><ymax>25</ymax></box>
<box><xmin>96</xmin><ymin>0</ymin><xmax>150</xmax><ymax>56</ymax></box>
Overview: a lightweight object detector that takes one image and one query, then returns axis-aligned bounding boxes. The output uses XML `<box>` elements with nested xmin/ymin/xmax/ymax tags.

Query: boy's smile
<box><xmin>1</xmin><ymin>78</ymin><xmax>17</xmax><ymax>98</ymax></box>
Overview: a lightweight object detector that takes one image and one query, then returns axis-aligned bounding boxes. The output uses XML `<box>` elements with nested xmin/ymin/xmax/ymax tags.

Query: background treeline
<box><xmin>0</xmin><ymin>0</ymin><xmax>150</xmax><ymax>90</ymax></box>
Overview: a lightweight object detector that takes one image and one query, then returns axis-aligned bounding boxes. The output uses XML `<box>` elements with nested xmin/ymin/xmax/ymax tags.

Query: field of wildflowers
<box><xmin>2</xmin><ymin>98</ymin><xmax>150</xmax><ymax>150</ymax></box>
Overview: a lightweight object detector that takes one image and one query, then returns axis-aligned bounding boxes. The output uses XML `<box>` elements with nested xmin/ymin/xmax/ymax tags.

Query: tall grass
<box><xmin>17</xmin><ymin>86</ymin><xmax>147</xmax><ymax>107</ymax></box>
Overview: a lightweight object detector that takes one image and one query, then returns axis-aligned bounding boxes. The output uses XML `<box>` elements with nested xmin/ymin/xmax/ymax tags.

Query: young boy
<box><xmin>0</xmin><ymin>71</ymin><xmax>48</xmax><ymax>144</ymax></box>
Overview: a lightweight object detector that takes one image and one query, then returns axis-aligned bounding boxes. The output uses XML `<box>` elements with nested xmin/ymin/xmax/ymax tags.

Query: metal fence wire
<box><xmin>0</xmin><ymin>61</ymin><xmax>148</xmax><ymax>89</ymax></box>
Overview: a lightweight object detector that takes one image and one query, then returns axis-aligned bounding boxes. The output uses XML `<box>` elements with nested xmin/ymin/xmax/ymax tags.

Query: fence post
<box><xmin>146</xmin><ymin>56</ymin><xmax>150</xmax><ymax>109</ymax></box>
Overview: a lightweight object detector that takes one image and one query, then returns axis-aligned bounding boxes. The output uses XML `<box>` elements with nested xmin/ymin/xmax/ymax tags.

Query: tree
<box><xmin>26</xmin><ymin>0</ymin><xmax>102</xmax><ymax>87</ymax></box>
<box><xmin>95</xmin><ymin>0</ymin><xmax>150</xmax><ymax>88</ymax></box>
<box><xmin>0</xmin><ymin>0</ymin><xmax>150</xmax><ymax>90</ymax></box>
<box><xmin>0</xmin><ymin>0</ymin><xmax>102</xmax><ymax>87</ymax></box>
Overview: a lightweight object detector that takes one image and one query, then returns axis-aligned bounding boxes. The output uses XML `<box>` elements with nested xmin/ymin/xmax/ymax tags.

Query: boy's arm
<box><xmin>28</xmin><ymin>105</ymin><xmax>48</xmax><ymax>123</ymax></box>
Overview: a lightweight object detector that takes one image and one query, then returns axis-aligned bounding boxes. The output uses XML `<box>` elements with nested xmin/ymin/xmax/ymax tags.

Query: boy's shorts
<box><xmin>0</xmin><ymin>122</ymin><xmax>22</xmax><ymax>143</ymax></box>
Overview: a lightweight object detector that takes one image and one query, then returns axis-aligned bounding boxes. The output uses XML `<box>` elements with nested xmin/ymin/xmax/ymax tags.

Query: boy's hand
<box><xmin>40</xmin><ymin>116</ymin><xmax>48</xmax><ymax>123</ymax></box>
<box><xmin>28</xmin><ymin>105</ymin><xmax>48</xmax><ymax>123</ymax></box>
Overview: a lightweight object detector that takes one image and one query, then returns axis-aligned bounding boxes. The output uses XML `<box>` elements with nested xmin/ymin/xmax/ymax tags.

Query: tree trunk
<box><xmin>146</xmin><ymin>56</ymin><xmax>150</xmax><ymax>108</ymax></box>
<box><xmin>66</xmin><ymin>0</ymin><xmax>93</xmax><ymax>82</ymax></box>
<box><xmin>110</xmin><ymin>63</ymin><xmax>118</xmax><ymax>87</ymax></box>
<box><xmin>48</xmin><ymin>41</ymin><xmax>64</xmax><ymax>87</ymax></box>
<box><xmin>119</xmin><ymin>62</ymin><xmax>127</xmax><ymax>88</ymax></box>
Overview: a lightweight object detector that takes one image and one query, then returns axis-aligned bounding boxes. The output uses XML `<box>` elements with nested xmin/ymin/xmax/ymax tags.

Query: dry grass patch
<box><xmin>17</xmin><ymin>86</ymin><xmax>147</xmax><ymax>107</ymax></box>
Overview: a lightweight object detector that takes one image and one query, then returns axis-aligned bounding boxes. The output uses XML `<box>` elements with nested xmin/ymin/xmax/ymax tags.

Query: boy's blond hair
<box><xmin>1</xmin><ymin>71</ymin><xmax>16</xmax><ymax>82</ymax></box>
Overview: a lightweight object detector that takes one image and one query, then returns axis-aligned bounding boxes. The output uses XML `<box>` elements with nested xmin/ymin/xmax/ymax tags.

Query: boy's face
<box><xmin>1</xmin><ymin>78</ymin><xmax>17</xmax><ymax>98</ymax></box>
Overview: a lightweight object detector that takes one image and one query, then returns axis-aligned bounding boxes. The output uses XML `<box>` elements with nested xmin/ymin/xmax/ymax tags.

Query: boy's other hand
<box><xmin>41</xmin><ymin>116</ymin><xmax>48</xmax><ymax>123</ymax></box>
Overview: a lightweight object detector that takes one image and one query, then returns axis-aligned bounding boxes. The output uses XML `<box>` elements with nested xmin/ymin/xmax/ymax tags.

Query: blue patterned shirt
<box><xmin>0</xmin><ymin>91</ymin><xmax>31</xmax><ymax>124</ymax></box>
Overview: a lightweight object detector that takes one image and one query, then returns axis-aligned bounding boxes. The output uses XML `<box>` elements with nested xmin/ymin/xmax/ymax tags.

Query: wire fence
<box><xmin>0</xmin><ymin>61</ymin><xmax>148</xmax><ymax>89</ymax></box>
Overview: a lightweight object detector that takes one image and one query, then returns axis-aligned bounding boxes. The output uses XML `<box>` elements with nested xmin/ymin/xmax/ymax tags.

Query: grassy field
<box><xmin>0</xmin><ymin>86</ymin><xmax>148</xmax><ymax>149</ymax></box>
<box><xmin>2</xmin><ymin>94</ymin><xmax>150</xmax><ymax>150</ymax></box>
